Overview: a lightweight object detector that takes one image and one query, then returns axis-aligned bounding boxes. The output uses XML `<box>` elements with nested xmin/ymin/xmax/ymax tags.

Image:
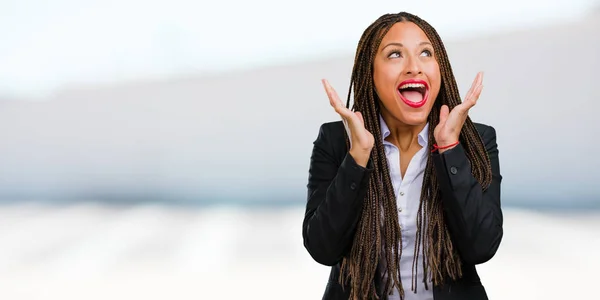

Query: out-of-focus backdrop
<box><xmin>1</xmin><ymin>1</ymin><xmax>599</xmax><ymax>299</ymax></box>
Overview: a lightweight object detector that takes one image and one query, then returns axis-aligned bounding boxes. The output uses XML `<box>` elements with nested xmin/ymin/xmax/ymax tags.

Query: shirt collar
<box><xmin>379</xmin><ymin>114</ymin><xmax>429</xmax><ymax>148</ymax></box>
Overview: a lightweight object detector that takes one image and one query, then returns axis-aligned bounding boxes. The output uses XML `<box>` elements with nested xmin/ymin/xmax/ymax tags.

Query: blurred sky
<box><xmin>1</xmin><ymin>0</ymin><xmax>598</xmax><ymax>98</ymax></box>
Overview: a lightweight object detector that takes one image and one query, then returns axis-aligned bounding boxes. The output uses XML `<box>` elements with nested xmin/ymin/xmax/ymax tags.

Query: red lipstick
<box><xmin>397</xmin><ymin>79</ymin><xmax>429</xmax><ymax>108</ymax></box>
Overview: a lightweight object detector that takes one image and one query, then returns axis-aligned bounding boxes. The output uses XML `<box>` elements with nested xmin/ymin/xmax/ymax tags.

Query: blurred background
<box><xmin>1</xmin><ymin>0</ymin><xmax>599</xmax><ymax>299</ymax></box>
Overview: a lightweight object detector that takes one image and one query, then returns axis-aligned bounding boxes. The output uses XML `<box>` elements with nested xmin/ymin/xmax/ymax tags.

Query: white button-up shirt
<box><xmin>379</xmin><ymin>114</ymin><xmax>433</xmax><ymax>300</ymax></box>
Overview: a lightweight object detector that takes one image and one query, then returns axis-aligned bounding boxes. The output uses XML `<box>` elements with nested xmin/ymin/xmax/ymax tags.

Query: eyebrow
<box><xmin>381</xmin><ymin>41</ymin><xmax>432</xmax><ymax>51</ymax></box>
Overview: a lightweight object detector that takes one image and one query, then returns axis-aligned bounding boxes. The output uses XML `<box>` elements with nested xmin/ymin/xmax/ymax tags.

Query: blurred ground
<box><xmin>0</xmin><ymin>203</ymin><xmax>598</xmax><ymax>299</ymax></box>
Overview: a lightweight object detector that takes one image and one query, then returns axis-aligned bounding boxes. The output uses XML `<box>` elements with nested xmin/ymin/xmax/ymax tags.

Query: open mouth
<box><xmin>397</xmin><ymin>79</ymin><xmax>429</xmax><ymax>108</ymax></box>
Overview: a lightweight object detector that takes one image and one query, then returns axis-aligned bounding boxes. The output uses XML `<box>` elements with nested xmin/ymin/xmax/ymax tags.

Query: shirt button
<box><xmin>350</xmin><ymin>182</ymin><xmax>357</xmax><ymax>190</ymax></box>
<box><xmin>399</xmin><ymin>191</ymin><xmax>405</xmax><ymax>196</ymax></box>
<box><xmin>398</xmin><ymin>207</ymin><xmax>402</xmax><ymax>213</ymax></box>
<box><xmin>450</xmin><ymin>166</ymin><xmax>458</xmax><ymax>175</ymax></box>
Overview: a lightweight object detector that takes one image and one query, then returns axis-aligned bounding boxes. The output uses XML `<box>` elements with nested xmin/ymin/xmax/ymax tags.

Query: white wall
<box><xmin>0</xmin><ymin>9</ymin><xmax>598</xmax><ymax>206</ymax></box>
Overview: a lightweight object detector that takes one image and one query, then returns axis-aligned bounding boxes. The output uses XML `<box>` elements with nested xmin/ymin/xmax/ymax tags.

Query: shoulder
<box><xmin>313</xmin><ymin>120</ymin><xmax>347</xmax><ymax>163</ymax></box>
<box><xmin>317</xmin><ymin>120</ymin><xmax>345</xmax><ymax>136</ymax></box>
<box><xmin>473</xmin><ymin>122</ymin><xmax>498</xmax><ymax>146</ymax></box>
<box><xmin>314</xmin><ymin>120</ymin><xmax>346</xmax><ymax>143</ymax></box>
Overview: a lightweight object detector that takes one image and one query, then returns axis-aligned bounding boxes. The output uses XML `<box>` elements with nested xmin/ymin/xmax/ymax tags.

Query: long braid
<box><xmin>338</xmin><ymin>12</ymin><xmax>493</xmax><ymax>300</ymax></box>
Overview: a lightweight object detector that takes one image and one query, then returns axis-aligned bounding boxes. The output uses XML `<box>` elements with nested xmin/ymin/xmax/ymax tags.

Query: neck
<box><xmin>380</xmin><ymin>110</ymin><xmax>426</xmax><ymax>152</ymax></box>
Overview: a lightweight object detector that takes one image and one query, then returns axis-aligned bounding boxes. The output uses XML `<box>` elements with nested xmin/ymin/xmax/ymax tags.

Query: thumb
<box><xmin>439</xmin><ymin>105</ymin><xmax>449</xmax><ymax>125</ymax></box>
<box><xmin>355</xmin><ymin>111</ymin><xmax>365</xmax><ymax>126</ymax></box>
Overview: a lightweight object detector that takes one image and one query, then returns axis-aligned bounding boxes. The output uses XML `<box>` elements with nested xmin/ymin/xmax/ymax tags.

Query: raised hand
<box><xmin>434</xmin><ymin>72</ymin><xmax>484</xmax><ymax>152</ymax></box>
<box><xmin>322</xmin><ymin>79</ymin><xmax>374</xmax><ymax>167</ymax></box>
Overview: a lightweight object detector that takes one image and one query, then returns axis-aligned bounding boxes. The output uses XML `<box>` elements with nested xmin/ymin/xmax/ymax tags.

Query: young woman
<box><xmin>303</xmin><ymin>12</ymin><xmax>503</xmax><ymax>300</ymax></box>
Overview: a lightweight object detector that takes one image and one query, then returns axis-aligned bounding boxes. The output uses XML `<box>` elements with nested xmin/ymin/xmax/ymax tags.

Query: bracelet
<box><xmin>431</xmin><ymin>141</ymin><xmax>459</xmax><ymax>153</ymax></box>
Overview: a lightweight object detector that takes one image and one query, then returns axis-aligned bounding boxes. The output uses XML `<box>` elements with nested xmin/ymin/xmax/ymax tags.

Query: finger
<box><xmin>464</xmin><ymin>73</ymin><xmax>479</xmax><ymax>101</ymax></box>
<box><xmin>355</xmin><ymin>111</ymin><xmax>365</xmax><ymax>125</ymax></box>
<box><xmin>321</xmin><ymin>79</ymin><xmax>336</xmax><ymax>107</ymax></box>
<box><xmin>464</xmin><ymin>71</ymin><xmax>484</xmax><ymax>102</ymax></box>
<box><xmin>322</xmin><ymin>79</ymin><xmax>345</xmax><ymax>109</ymax></box>
<box><xmin>439</xmin><ymin>105</ymin><xmax>449</xmax><ymax>125</ymax></box>
<box><xmin>466</xmin><ymin>78</ymin><xmax>485</xmax><ymax>106</ymax></box>
<box><xmin>322</xmin><ymin>79</ymin><xmax>353</xmax><ymax>119</ymax></box>
<box><xmin>474</xmin><ymin>72</ymin><xmax>484</xmax><ymax>103</ymax></box>
<box><xmin>471</xmin><ymin>84</ymin><xmax>484</xmax><ymax>106</ymax></box>
<box><xmin>466</xmin><ymin>83</ymin><xmax>483</xmax><ymax>108</ymax></box>
<box><xmin>470</xmin><ymin>72</ymin><xmax>484</xmax><ymax>101</ymax></box>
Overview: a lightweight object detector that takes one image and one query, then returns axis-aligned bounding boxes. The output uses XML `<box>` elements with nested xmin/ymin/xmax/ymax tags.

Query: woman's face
<box><xmin>373</xmin><ymin>21</ymin><xmax>441</xmax><ymax>126</ymax></box>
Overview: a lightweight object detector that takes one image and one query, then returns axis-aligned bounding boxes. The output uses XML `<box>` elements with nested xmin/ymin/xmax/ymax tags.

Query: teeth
<box><xmin>399</xmin><ymin>83</ymin><xmax>426</xmax><ymax>89</ymax></box>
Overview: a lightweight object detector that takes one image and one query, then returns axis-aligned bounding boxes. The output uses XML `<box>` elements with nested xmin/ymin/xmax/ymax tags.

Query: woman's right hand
<box><xmin>321</xmin><ymin>79</ymin><xmax>374</xmax><ymax>167</ymax></box>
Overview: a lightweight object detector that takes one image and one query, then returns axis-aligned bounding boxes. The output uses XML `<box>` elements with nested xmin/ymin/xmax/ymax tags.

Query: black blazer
<box><xmin>303</xmin><ymin>121</ymin><xmax>503</xmax><ymax>300</ymax></box>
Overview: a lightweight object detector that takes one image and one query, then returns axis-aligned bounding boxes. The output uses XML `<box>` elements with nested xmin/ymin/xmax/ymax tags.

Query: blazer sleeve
<box><xmin>302</xmin><ymin>123</ymin><xmax>374</xmax><ymax>266</ymax></box>
<box><xmin>432</xmin><ymin>125</ymin><xmax>503</xmax><ymax>265</ymax></box>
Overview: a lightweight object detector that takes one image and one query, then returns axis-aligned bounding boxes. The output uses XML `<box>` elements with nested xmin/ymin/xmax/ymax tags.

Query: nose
<box><xmin>404</xmin><ymin>55</ymin><xmax>422</xmax><ymax>75</ymax></box>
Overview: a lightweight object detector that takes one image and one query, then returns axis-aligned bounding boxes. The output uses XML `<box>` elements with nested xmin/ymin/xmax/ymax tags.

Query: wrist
<box><xmin>432</xmin><ymin>140</ymin><xmax>459</xmax><ymax>154</ymax></box>
<box><xmin>349</xmin><ymin>148</ymin><xmax>371</xmax><ymax>167</ymax></box>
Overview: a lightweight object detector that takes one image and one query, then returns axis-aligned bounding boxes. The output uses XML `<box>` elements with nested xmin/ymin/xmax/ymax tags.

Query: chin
<box><xmin>392</xmin><ymin>99</ymin><xmax>433</xmax><ymax>125</ymax></box>
<box><xmin>397</xmin><ymin>113</ymin><xmax>430</xmax><ymax>126</ymax></box>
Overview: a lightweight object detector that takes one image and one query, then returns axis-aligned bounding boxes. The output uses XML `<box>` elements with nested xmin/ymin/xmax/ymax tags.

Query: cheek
<box><xmin>373</xmin><ymin>64</ymin><xmax>397</xmax><ymax>96</ymax></box>
<box><xmin>426</xmin><ymin>64</ymin><xmax>442</xmax><ymax>91</ymax></box>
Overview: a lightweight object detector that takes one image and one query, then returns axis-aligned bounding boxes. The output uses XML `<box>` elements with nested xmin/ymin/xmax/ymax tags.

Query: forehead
<box><xmin>379</xmin><ymin>22</ymin><xmax>431</xmax><ymax>47</ymax></box>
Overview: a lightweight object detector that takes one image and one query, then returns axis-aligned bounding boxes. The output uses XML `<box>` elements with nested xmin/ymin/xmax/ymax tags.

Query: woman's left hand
<box><xmin>434</xmin><ymin>72</ymin><xmax>484</xmax><ymax>152</ymax></box>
